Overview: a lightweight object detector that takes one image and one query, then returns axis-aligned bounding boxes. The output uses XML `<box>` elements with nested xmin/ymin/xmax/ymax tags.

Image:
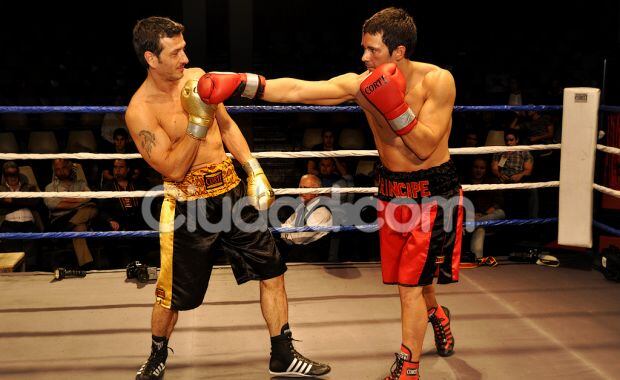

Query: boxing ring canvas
<box><xmin>1</xmin><ymin>263</ymin><xmax>619</xmax><ymax>380</ymax></box>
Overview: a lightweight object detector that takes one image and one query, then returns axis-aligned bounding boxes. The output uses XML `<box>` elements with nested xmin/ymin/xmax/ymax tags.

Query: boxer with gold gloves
<box><xmin>126</xmin><ymin>16</ymin><xmax>330</xmax><ymax>380</ymax></box>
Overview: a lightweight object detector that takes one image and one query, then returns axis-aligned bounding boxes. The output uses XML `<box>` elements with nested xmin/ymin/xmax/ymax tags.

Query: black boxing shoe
<box><xmin>136</xmin><ymin>337</ymin><xmax>172</xmax><ymax>380</ymax></box>
<box><xmin>269</xmin><ymin>324</ymin><xmax>331</xmax><ymax>378</ymax></box>
<box><xmin>428</xmin><ymin>305</ymin><xmax>454</xmax><ymax>357</ymax></box>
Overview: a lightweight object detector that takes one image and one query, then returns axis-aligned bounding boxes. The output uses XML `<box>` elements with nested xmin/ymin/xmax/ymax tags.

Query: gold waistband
<box><xmin>164</xmin><ymin>158</ymin><xmax>240</xmax><ymax>201</ymax></box>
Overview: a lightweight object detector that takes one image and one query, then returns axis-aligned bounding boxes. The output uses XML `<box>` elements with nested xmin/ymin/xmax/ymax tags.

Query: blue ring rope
<box><xmin>600</xmin><ymin>105</ymin><xmax>620</xmax><ymax>113</ymax></box>
<box><xmin>0</xmin><ymin>217</ymin><xmax>559</xmax><ymax>239</ymax></box>
<box><xmin>0</xmin><ymin>105</ymin><xmax>563</xmax><ymax>114</ymax></box>
<box><xmin>593</xmin><ymin>220</ymin><xmax>620</xmax><ymax>236</ymax></box>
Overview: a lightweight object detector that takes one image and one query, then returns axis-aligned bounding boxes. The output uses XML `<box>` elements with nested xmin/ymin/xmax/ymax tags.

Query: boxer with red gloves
<box><xmin>202</xmin><ymin>7</ymin><xmax>462</xmax><ymax>380</ymax></box>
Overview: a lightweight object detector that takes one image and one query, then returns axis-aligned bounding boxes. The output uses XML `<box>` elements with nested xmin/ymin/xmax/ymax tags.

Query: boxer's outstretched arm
<box><xmin>126</xmin><ymin>105</ymin><xmax>201</xmax><ymax>181</ymax></box>
<box><xmin>215</xmin><ymin>104</ymin><xmax>252</xmax><ymax>164</ymax></box>
<box><xmin>263</xmin><ymin>73</ymin><xmax>360</xmax><ymax>105</ymax></box>
<box><xmin>400</xmin><ymin>70</ymin><xmax>456</xmax><ymax>159</ymax></box>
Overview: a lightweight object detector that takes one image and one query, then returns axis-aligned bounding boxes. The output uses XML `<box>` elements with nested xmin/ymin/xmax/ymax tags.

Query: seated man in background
<box><xmin>318</xmin><ymin>157</ymin><xmax>354</xmax><ymax>203</ymax></box>
<box><xmin>466</xmin><ymin>157</ymin><xmax>505</xmax><ymax>260</ymax></box>
<box><xmin>307</xmin><ymin>128</ymin><xmax>348</xmax><ymax>178</ymax></box>
<box><xmin>0</xmin><ymin>161</ymin><xmax>43</xmax><ymax>269</ymax></box>
<box><xmin>45</xmin><ymin>159</ymin><xmax>98</xmax><ymax>268</ymax></box>
<box><xmin>101</xmin><ymin>128</ymin><xmax>142</xmax><ymax>186</ymax></box>
<box><xmin>491</xmin><ymin>130</ymin><xmax>536</xmax><ymax>217</ymax></box>
<box><xmin>278</xmin><ymin>174</ymin><xmax>333</xmax><ymax>262</ymax></box>
<box><xmin>98</xmin><ymin>159</ymin><xmax>146</xmax><ymax>267</ymax></box>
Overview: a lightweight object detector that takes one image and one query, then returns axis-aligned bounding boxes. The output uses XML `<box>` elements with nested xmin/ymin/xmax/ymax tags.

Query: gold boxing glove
<box><xmin>181</xmin><ymin>79</ymin><xmax>218</xmax><ymax>140</ymax></box>
<box><xmin>242</xmin><ymin>158</ymin><xmax>275</xmax><ymax>210</ymax></box>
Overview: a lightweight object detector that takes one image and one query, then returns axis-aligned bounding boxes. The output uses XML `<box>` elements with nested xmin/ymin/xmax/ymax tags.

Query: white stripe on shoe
<box><xmin>271</xmin><ymin>358</ymin><xmax>322</xmax><ymax>378</ymax></box>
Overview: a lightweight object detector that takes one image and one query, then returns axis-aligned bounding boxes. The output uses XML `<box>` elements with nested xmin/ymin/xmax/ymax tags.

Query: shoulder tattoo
<box><xmin>138</xmin><ymin>130</ymin><xmax>156</xmax><ymax>158</ymax></box>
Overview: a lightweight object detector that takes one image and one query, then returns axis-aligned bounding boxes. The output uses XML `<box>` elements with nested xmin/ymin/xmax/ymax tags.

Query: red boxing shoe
<box><xmin>384</xmin><ymin>344</ymin><xmax>420</xmax><ymax>380</ymax></box>
<box><xmin>428</xmin><ymin>305</ymin><xmax>455</xmax><ymax>357</ymax></box>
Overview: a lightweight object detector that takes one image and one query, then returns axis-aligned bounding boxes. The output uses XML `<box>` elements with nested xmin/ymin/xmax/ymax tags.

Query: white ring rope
<box><xmin>597</xmin><ymin>144</ymin><xmax>620</xmax><ymax>156</ymax></box>
<box><xmin>0</xmin><ymin>181</ymin><xmax>560</xmax><ymax>199</ymax></box>
<box><xmin>593</xmin><ymin>183</ymin><xmax>620</xmax><ymax>199</ymax></box>
<box><xmin>0</xmin><ymin>144</ymin><xmax>561</xmax><ymax>161</ymax></box>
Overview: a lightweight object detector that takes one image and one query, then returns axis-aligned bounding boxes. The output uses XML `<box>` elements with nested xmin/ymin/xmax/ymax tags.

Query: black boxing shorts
<box><xmin>376</xmin><ymin>160</ymin><xmax>463</xmax><ymax>287</ymax></box>
<box><xmin>156</xmin><ymin>158</ymin><xmax>287</xmax><ymax>310</ymax></box>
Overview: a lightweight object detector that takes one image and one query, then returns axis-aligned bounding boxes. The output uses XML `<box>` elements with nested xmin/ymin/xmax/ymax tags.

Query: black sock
<box><xmin>270</xmin><ymin>323</ymin><xmax>292</xmax><ymax>356</ymax></box>
<box><xmin>271</xmin><ymin>323</ymin><xmax>291</xmax><ymax>341</ymax></box>
<box><xmin>151</xmin><ymin>335</ymin><xmax>168</xmax><ymax>353</ymax></box>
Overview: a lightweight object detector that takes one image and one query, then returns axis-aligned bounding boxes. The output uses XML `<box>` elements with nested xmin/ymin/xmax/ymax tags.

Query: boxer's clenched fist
<box><xmin>198</xmin><ymin>72</ymin><xmax>266</xmax><ymax>104</ymax></box>
<box><xmin>360</xmin><ymin>63</ymin><xmax>418</xmax><ymax>136</ymax></box>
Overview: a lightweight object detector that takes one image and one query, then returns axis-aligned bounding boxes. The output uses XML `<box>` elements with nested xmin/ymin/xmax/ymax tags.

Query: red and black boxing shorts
<box><xmin>377</xmin><ymin>160</ymin><xmax>463</xmax><ymax>287</ymax></box>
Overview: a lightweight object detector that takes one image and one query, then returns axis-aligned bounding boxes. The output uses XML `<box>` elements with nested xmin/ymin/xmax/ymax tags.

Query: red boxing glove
<box><xmin>197</xmin><ymin>72</ymin><xmax>266</xmax><ymax>104</ymax></box>
<box><xmin>360</xmin><ymin>63</ymin><xmax>417</xmax><ymax>135</ymax></box>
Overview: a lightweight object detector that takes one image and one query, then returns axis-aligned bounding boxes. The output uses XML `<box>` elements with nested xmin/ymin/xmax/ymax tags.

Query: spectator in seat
<box><xmin>279</xmin><ymin>174</ymin><xmax>333</xmax><ymax>262</ymax></box>
<box><xmin>318</xmin><ymin>157</ymin><xmax>354</xmax><ymax>203</ymax></box>
<box><xmin>98</xmin><ymin>159</ymin><xmax>146</xmax><ymax>267</ymax></box>
<box><xmin>491</xmin><ymin>130</ymin><xmax>533</xmax><ymax>184</ymax></box>
<box><xmin>466</xmin><ymin>157</ymin><xmax>505</xmax><ymax>259</ymax></box>
<box><xmin>99</xmin><ymin>159</ymin><xmax>144</xmax><ymax>231</ymax></box>
<box><xmin>45</xmin><ymin>159</ymin><xmax>98</xmax><ymax>268</ymax></box>
<box><xmin>101</xmin><ymin>128</ymin><xmax>141</xmax><ymax>185</ymax></box>
<box><xmin>491</xmin><ymin>130</ymin><xmax>536</xmax><ymax>217</ymax></box>
<box><xmin>307</xmin><ymin>128</ymin><xmax>348</xmax><ymax>178</ymax></box>
<box><xmin>0</xmin><ymin>161</ymin><xmax>43</xmax><ymax>269</ymax></box>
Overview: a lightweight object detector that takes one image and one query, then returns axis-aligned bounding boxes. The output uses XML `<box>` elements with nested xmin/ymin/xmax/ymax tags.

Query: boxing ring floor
<box><xmin>1</xmin><ymin>262</ymin><xmax>619</xmax><ymax>380</ymax></box>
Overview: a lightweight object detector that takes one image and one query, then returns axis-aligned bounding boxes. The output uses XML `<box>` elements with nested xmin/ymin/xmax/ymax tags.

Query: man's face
<box><xmin>319</xmin><ymin>159</ymin><xmax>335</xmax><ymax>176</ymax></box>
<box><xmin>114</xmin><ymin>134</ymin><xmax>127</xmax><ymax>152</ymax></box>
<box><xmin>465</xmin><ymin>133</ymin><xmax>478</xmax><ymax>147</ymax></box>
<box><xmin>505</xmin><ymin>134</ymin><xmax>518</xmax><ymax>146</ymax></box>
<box><xmin>152</xmin><ymin>34</ymin><xmax>189</xmax><ymax>81</ymax></box>
<box><xmin>53</xmin><ymin>161</ymin><xmax>72</xmax><ymax>180</ymax></box>
<box><xmin>299</xmin><ymin>177</ymin><xmax>319</xmax><ymax>204</ymax></box>
<box><xmin>361</xmin><ymin>32</ymin><xmax>392</xmax><ymax>71</ymax></box>
<box><xmin>113</xmin><ymin>160</ymin><xmax>129</xmax><ymax>180</ymax></box>
<box><xmin>471</xmin><ymin>159</ymin><xmax>487</xmax><ymax>180</ymax></box>
<box><xmin>322</xmin><ymin>131</ymin><xmax>334</xmax><ymax>148</ymax></box>
<box><xmin>3</xmin><ymin>167</ymin><xmax>19</xmax><ymax>186</ymax></box>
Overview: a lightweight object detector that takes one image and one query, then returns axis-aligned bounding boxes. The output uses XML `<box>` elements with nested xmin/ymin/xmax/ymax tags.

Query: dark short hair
<box><xmin>113</xmin><ymin>128</ymin><xmax>129</xmax><ymax>139</ymax></box>
<box><xmin>2</xmin><ymin>161</ymin><xmax>18</xmax><ymax>174</ymax></box>
<box><xmin>504</xmin><ymin>129</ymin><xmax>520</xmax><ymax>141</ymax></box>
<box><xmin>114</xmin><ymin>159</ymin><xmax>129</xmax><ymax>168</ymax></box>
<box><xmin>322</xmin><ymin>127</ymin><xmax>335</xmax><ymax>137</ymax></box>
<box><xmin>363</xmin><ymin>7</ymin><xmax>417</xmax><ymax>58</ymax></box>
<box><xmin>133</xmin><ymin>16</ymin><xmax>185</xmax><ymax>68</ymax></box>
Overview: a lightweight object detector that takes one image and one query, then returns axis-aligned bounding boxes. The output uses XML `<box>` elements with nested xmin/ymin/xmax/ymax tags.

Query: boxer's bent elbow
<box><xmin>156</xmin><ymin>165</ymin><xmax>187</xmax><ymax>182</ymax></box>
<box><xmin>166</xmin><ymin>170</ymin><xmax>188</xmax><ymax>182</ymax></box>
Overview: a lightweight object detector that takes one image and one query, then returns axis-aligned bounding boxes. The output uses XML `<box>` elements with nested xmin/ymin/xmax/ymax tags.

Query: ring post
<box><xmin>558</xmin><ymin>88</ymin><xmax>600</xmax><ymax>248</ymax></box>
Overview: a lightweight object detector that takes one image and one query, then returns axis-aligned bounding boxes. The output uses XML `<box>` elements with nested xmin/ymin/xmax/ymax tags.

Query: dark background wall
<box><xmin>0</xmin><ymin>0</ymin><xmax>618</xmax><ymax>105</ymax></box>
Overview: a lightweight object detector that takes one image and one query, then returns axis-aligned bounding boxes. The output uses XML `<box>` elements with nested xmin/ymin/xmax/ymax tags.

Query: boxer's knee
<box><xmin>399</xmin><ymin>285</ymin><xmax>424</xmax><ymax>306</ymax></box>
<box><xmin>260</xmin><ymin>274</ymin><xmax>285</xmax><ymax>292</ymax></box>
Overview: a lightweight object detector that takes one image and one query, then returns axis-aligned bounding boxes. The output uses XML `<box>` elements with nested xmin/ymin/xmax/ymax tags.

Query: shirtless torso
<box><xmin>126</xmin><ymin>67</ymin><xmax>228</xmax><ymax>181</ymax></box>
<box><xmin>354</xmin><ymin>61</ymin><xmax>452</xmax><ymax>171</ymax></box>
<box><xmin>263</xmin><ymin>59</ymin><xmax>455</xmax><ymax>172</ymax></box>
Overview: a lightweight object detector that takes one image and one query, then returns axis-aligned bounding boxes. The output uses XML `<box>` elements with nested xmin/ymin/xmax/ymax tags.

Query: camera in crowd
<box><xmin>126</xmin><ymin>261</ymin><xmax>157</xmax><ymax>283</ymax></box>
